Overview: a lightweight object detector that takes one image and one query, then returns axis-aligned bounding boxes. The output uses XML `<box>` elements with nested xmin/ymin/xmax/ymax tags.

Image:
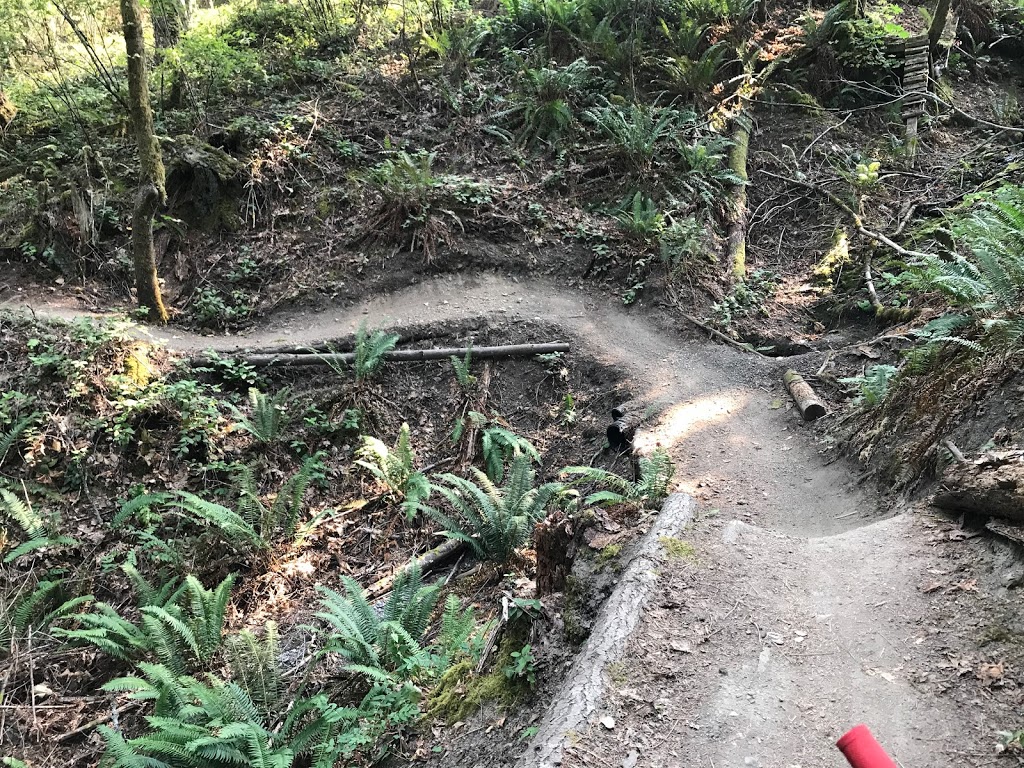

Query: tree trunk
<box><xmin>928</xmin><ymin>0</ymin><xmax>951</xmax><ymax>51</ymax></box>
<box><xmin>0</xmin><ymin>89</ymin><xmax>16</xmax><ymax>129</ymax></box>
<box><xmin>121</xmin><ymin>0</ymin><xmax>169</xmax><ymax>323</ymax></box>
<box><xmin>152</xmin><ymin>0</ymin><xmax>188</xmax><ymax>50</ymax></box>
<box><xmin>783</xmin><ymin>370</ymin><xmax>827</xmax><ymax>421</ymax></box>
<box><xmin>725</xmin><ymin>112</ymin><xmax>751</xmax><ymax>283</ymax></box>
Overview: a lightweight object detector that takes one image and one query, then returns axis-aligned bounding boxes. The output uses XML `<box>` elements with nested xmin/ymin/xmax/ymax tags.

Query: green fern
<box><xmin>437</xmin><ymin>595</ymin><xmax>485</xmax><ymax>663</ymax></box>
<box><xmin>230</xmin><ymin>388</ymin><xmax>289</xmax><ymax>443</ymax></box>
<box><xmin>55</xmin><ymin>574</ymin><xmax>234</xmax><ymax>674</ymax></box>
<box><xmin>237</xmin><ymin>456</ymin><xmax>320</xmax><ymax>542</ymax></box>
<box><xmin>0</xmin><ymin>412</ymin><xmax>38</xmax><ymax>466</ymax></box>
<box><xmin>353</xmin><ymin>324</ymin><xmax>399</xmax><ymax>381</ymax></box>
<box><xmin>465</xmin><ymin>411</ymin><xmax>541</xmax><ymax>483</ymax></box>
<box><xmin>839</xmin><ymin>364</ymin><xmax>899</xmax><ymax>407</ymax></box>
<box><xmin>355</xmin><ymin>424</ymin><xmax>431</xmax><ymax>519</ymax></box>
<box><xmin>227</xmin><ymin>622</ymin><xmax>282</xmax><ymax>716</ymax></box>
<box><xmin>450</xmin><ymin>348</ymin><xmax>476</xmax><ymax>389</ymax></box>
<box><xmin>0</xmin><ymin>488</ymin><xmax>45</xmax><ymax>539</ymax></box>
<box><xmin>417</xmin><ymin>454</ymin><xmax>562</xmax><ymax>564</ymax></box>
<box><xmin>561</xmin><ymin>448</ymin><xmax>675</xmax><ymax>508</ymax></box>
<box><xmin>316</xmin><ymin>564</ymin><xmax>441</xmax><ymax>678</ymax></box>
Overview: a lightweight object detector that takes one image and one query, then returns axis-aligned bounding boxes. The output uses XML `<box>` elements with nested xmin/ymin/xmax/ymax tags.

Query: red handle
<box><xmin>836</xmin><ymin>724</ymin><xmax>898</xmax><ymax>768</ymax></box>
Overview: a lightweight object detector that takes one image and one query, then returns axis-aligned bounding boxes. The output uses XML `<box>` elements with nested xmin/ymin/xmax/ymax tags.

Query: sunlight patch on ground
<box><xmin>634</xmin><ymin>392</ymin><xmax>748</xmax><ymax>458</ymax></box>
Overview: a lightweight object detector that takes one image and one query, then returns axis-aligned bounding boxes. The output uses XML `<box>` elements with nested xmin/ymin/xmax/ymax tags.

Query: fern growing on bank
<box><xmin>450</xmin><ymin>348</ymin><xmax>476</xmax><ymax>389</ymax></box>
<box><xmin>354</xmin><ymin>324</ymin><xmax>400</xmax><ymax>381</ymax></box>
<box><xmin>0</xmin><ymin>487</ymin><xmax>79</xmax><ymax>563</ymax></box>
<box><xmin>229</xmin><ymin>388</ymin><xmax>289</xmax><ymax>443</ymax></box>
<box><xmin>462</xmin><ymin>411</ymin><xmax>541</xmax><ymax>482</ymax></box>
<box><xmin>316</xmin><ymin>564</ymin><xmax>441</xmax><ymax>680</ymax></box>
<box><xmin>418</xmin><ymin>454</ymin><xmax>562</xmax><ymax>564</ymax></box>
<box><xmin>227</xmin><ymin>622</ymin><xmax>282</xmax><ymax>717</ymax></box>
<box><xmin>355</xmin><ymin>423</ymin><xmax>431</xmax><ymax>519</ymax></box>
<box><xmin>55</xmin><ymin>574</ymin><xmax>234</xmax><ymax>674</ymax></box>
<box><xmin>898</xmin><ymin>184</ymin><xmax>1024</xmax><ymax>363</ymax></box>
<box><xmin>115</xmin><ymin>456</ymin><xmax>320</xmax><ymax>552</ymax></box>
<box><xmin>0</xmin><ymin>411</ymin><xmax>38</xmax><ymax>466</ymax></box>
<box><xmin>561</xmin><ymin>448</ymin><xmax>675</xmax><ymax>508</ymax></box>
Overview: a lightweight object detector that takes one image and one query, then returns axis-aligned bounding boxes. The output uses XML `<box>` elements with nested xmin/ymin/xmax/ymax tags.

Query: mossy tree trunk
<box><xmin>725</xmin><ymin>111</ymin><xmax>751</xmax><ymax>283</ymax></box>
<box><xmin>120</xmin><ymin>0</ymin><xmax>169</xmax><ymax>323</ymax></box>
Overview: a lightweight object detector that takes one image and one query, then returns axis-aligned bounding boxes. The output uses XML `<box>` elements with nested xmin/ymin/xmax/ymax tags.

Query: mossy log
<box><xmin>932</xmin><ymin>450</ymin><xmax>1024</xmax><ymax>523</ymax></box>
<box><xmin>516</xmin><ymin>494</ymin><xmax>695</xmax><ymax>768</ymax></box>
<box><xmin>783</xmin><ymin>369</ymin><xmax>827</xmax><ymax>421</ymax></box>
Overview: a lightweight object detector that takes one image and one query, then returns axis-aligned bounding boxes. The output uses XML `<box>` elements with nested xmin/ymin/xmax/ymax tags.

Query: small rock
<box><xmin>600</xmin><ymin>716</ymin><xmax>616</xmax><ymax>730</ymax></box>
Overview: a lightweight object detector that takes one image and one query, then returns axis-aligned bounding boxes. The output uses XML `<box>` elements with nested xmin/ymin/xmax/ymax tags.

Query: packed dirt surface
<box><xmin>3</xmin><ymin>272</ymin><xmax>1011</xmax><ymax>765</ymax></box>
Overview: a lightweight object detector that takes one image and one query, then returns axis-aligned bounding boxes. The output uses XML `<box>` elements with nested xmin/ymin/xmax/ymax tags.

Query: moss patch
<box><xmin>425</xmin><ymin>623</ymin><xmax>532</xmax><ymax>723</ymax></box>
<box><xmin>659</xmin><ymin>535</ymin><xmax>697</xmax><ymax>561</ymax></box>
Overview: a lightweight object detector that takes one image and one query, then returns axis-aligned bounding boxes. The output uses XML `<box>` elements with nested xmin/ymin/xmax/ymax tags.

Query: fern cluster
<box><xmin>418</xmin><ymin>454</ymin><xmax>562</xmax><ymax>564</ymax></box>
<box><xmin>55</xmin><ymin>573</ymin><xmax>234</xmax><ymax>675</ymax></box>
<box><xmin>353</xmin><ymin>323</ymin><xmax>400</xmax><ymax>381</ymax></box>
<box><xmin>115</xmin><ymin>456</ymin><xmax>320</xmax><ymax>553</ymax></box>
<box><xmin>0</xmin><ymin>487</ymin><xmax>79</xmax><ymax>563</ymax></box>
<box><xmin>316</xmin><ymin>565</ymin><xmax>441</xmax><ymax>680</ymax></box>
<box><xmin>562</xmin><ymin>448</ymin><xmax>675</xmax><ymax>508</ymax></box>
<box><xmin>465</xmin><ymin>411</ymin><xmax>541</xmax><ymax>482</ymax></box>
<box><xmin>355</xmin><ymin>423</ymin><xmax>431</xmax><ymax>519</ymax></box>
<box><xmin>229</xmin><ymin>388</ymin><xmax>289</xmax><ymax>443</ymax></box>
<box><xmin>0</xmin><ymin>411</ymin><xmax>38</xmax><ymax>466</ymax></box>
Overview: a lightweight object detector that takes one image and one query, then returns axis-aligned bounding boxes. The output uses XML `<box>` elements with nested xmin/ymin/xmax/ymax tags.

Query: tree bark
<box><xmin>121</xmin><ymin>0</ymin><xmax>169</xmax><ymax>323</ymax></box>
<box><xmin>928</xmin><ymin>0</ymin><xmax>951</xmax><ymax>51</ymax></box>
<box><xmin>783</xmin><ymin>369</ymin><xmax>827</xmax><ymax>421</ymax></box>
<box><xmin>0</xmin><ymin>89</ymin><xmax>16</xmax><ymax>129</ymax></box>
<box><xmin>152</xmin><ymin>0</ymin><xmax>188</xmax><ymax>50</ymax></box>
<box><xmin>932</xmin><ymin>450</ymin><xmax>1024</xmax><ymax>523</ymax></box>
<box><xmin>534</xmin><ymin>509</ymin><xmax>578</xmax><ymax>598</ymax></box>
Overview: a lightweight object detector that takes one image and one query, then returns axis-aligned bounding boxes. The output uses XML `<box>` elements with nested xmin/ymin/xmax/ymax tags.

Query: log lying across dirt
<box><xmin>932</xmin><ymin>450</ymin><xmax>1024</xmax><ymax>524</ymax></box>
<box><xmin>607</xmin><ymin>399</ymin><xmax>670</xmax><ymax>451</ymax></box>
<box><xmin>517</xmin><ymin>493</ymin><xmax>696</xmax><ymax>768</ymax></box>
<box><xmin>364</xmin><ymin>538</ymin><xmax>465</xmax><ymax>600</ymax></box>
<box><xmin>235</xmin><ymin>342</ymin><xmax>570</xmax><ymax>367</ymax></box>
<box><xmin>783</xmin><ymin>369</ymin><xmax>827</xmax><ymax>421</ymax></box>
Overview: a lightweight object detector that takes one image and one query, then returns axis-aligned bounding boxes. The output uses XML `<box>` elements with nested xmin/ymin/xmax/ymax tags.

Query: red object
<box><xmin>836</xmin><ymin>725</ymin><xmax>898</xmax><ymax>768</ymax></box>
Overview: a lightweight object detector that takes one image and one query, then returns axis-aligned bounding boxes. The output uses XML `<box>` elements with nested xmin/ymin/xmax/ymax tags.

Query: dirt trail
<box><xmin>2</xmin><ymin>273</ymin><xmax>980</xmax><ymax>764</ymax></box>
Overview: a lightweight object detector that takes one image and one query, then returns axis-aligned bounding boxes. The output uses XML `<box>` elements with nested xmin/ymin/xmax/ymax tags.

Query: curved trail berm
<box><xmin>3</xmin><ymin>272</ymin><xmax>987</xmax><ymax>766</ymax></box>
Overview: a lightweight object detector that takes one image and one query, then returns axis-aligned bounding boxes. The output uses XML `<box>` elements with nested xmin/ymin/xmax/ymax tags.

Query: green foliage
<box><xmin>355</xmin><ymin>423</ymin><xmax>431</xmax><ymax>519</ymax></box>
<box><xmin>56</xmin><ymin>574</ymin><xmax>234</xmax><ymax>674</ymax></box>
<box><xmin>229</xmin><ymin>387</ymin><xmax>289</xmax><ymax>443</ymax></box>
<box><xmin>353</xmin><ymin>324</ymin><xmax>400</xmax><ymax>381</ymax></box>
<box><xmin>226</xmin><ymin>622</ymin><xmax>282</xmax><ymax>717</ymax></box>
<box><xmin>502</xmin><ymin>58</ymin><xmax>594</xmax><ymax>148</ymax></box>
<box><xmin>840</xmin><ymin>364</ymin><xmax>899</xmax><ymax>407</ymax></box>
<box><xmin>437</xmin><ymin>595</ymin><xmax>487</xmax><ymax>663</ymax></box>
<box><xmin>616</xmin><ymin>192</ymin><xmax>663</xmax><ymax>240</ymax></box>
<box><xmin>0</xmin><ymin>411</ymin><xmax>37</xmax><ymax>466</ymax></box>
<box><xmin>119</xmin><ymin>455</ymin><xmax>321</xmax><ymax>552</ymax></box>
<box><xmin>710</xmin><ymin>269</ymin><xmax>778</xmax><ymax>332</ymax></box>
<box><xmin>3</xmin><ymin>579</ymin><xmax>90</xmax><ymax>644</ymax></box>
<box><xmin>361</xmin><ymin>153</ymin><xmax>493</xmax><ymax>262</ymax></box>
<box><xmin>464</xmin><ymin>411</ymin><xmax>541</xmax><ymax>482</ymax></box>
<box><xmin>503</xmin><ymin>643</ymin><xmax>537</xmax><ymax>688</ymax></box>
<box><xmin>561</xmin><ymin>448</ymin><xmax>675</xmax><ymax>508</ymax></box>
<box><xmin>450</xmin><ymin>348</ymin><xmax>477</xmax><ymax>389</ymax></box>
<box><xmin>316</xmin><ymin>565</ymin><xmax>441</xmax><ymax>680</ymax></box>
<box><xmin>418</xmin><ymin>454</ymin><xmax>562</xmax><ymax>564</ymax></box>
<box><xmin>898</xmin><ymin>185</ymin><xmax>1024</xmax><ymax>360</ymax></box>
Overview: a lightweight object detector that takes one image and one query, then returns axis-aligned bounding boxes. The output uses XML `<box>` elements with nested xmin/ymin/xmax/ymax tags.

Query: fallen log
<box><xmin>607</xmin><ymin>413</ymin><xmax>644</xmax><ymax>451</ymax></box>
<box><xmin>235</xmin><ymin>342</ymin><xmax>570</xmax><ymax>368</ymax></box>
<box><xmin>364</xmin><ymin>538</ymin><xmax>466</xmax><ymax>600</ymax></box>
<box><xmin>932</xmin><ymin>450</ymin><xmax>1024</xmax><ymax>524</ymax></box>
<box><xmin>783</xmin><ymin>369</ymin><xmax>827</xmax><ymax>421</ymax></box>
<box><xmin>516</xmin><ymin>494</ymin><xmax>696</xmax><ymax>768</ymax></box>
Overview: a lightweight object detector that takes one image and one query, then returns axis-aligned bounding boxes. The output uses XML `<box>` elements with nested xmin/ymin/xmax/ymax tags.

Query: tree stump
<box><xmin>534</xmin><ymin>509</ymin><xmax>578</xmax><ymax>597</ymax></box>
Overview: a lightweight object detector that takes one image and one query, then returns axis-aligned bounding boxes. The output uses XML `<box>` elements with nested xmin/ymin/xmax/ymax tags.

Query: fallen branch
<box><xmin>759</xmin><ymin>169</ymin><xmax>931</xmax><ymax>261</ymax></box>
<box><xmin>365</xmin><ymin>538</ymin><xmax>467</xmax><ymax>600</ymax></box>
<box><xmin>725</xmin><ymin>111</ymin><xmax>752</xmax><ymax>281</ymax></box>
<box><xmin>230</xmin><ymin>342</ymin><xmax>570</xmax><ymax>368</ymax></box>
